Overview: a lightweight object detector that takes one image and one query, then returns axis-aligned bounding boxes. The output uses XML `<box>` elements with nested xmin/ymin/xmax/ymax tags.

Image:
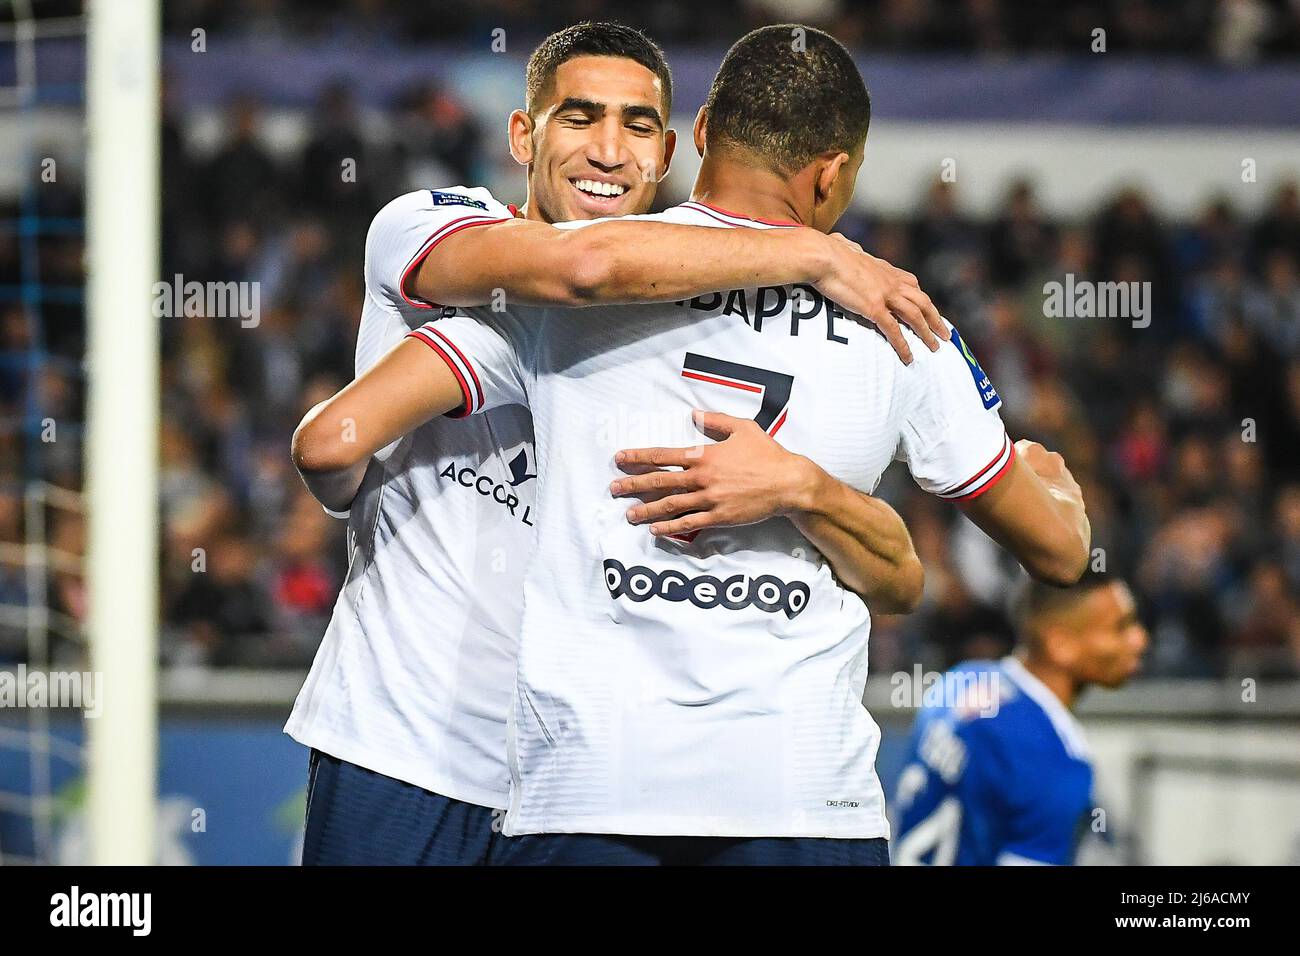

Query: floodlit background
<box><xmin>1</xmin><ymin>0</ymin><xmax>1298</xmax><ymax>864</ymax></box>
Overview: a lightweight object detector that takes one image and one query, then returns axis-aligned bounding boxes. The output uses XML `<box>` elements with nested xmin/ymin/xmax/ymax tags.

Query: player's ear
<box><xmin>507</xmin><ymin>109</ymin><xmax>535</xmax><ymax>166</ymax></box>
<box><xmin>692</xmin><ymin>106</ymin><xmax>707</xmax><ymax>158</ymax></box>
<box><xmin>659</xmin><ymin>128</ymin><xmax>677</xmax><ymax>181</ymax></box>
<box><xmin>814</xmin><ymin>151</ymin><xmax>851</xmax><ymax>207</ymax></box>
<box><xmin>1041</xmin><ymin>624</ymin><xmax>1081</xmax><ymax>670</ymax></box>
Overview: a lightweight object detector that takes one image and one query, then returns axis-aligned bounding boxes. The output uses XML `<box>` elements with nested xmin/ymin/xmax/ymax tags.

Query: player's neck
<box><xmin>1016</xmin><ymin>652</ymin><xmax>1079</xmax><ymax>710</ymax></box>
<box><xmin>691</xmin><ymin>160</ymin><xmax>808</xmax><ymax>227</ymax></box>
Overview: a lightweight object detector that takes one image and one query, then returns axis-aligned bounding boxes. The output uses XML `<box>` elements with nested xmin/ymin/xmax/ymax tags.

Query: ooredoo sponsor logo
<box><xmin>602</xmin><ymin>558</ymin><xmax>810</xmax><ymax>619</ymax></box>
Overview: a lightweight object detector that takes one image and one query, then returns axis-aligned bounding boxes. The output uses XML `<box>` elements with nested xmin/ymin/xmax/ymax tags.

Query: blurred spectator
<box><xmin>298</xmin><ymin>81</ymin><xmax>376</xmax><ymax>239</ymax></box>
<box><xmin>1092</xmin><ymin>188</ymin><xmax>1175</xmax><ymax>303</ymax></box>
<box><xmin>1177</xmin><ymin>197</ymin><xmax>1245</xmax><ymax>275</ymax></box>
<box><xmin>1253</xmin><ymin>182</ymin><xmax>1300</xmax><ymax>262</ymax></box>
<box><xmin>203</xmin><ymin>95</ymin><xmax>283</xmax><ymax>234</ymax></box>
<box><xmin>1112</xmin><ymin>400</ymin><xmax>1168</xmax><ymax>487</ymax></box>
<box><xmin>988</xmin><ymin>179</ymin><xmax>1056</xmax><ymax>287</ymax></box>
<box><xmin>269</xmin><ymin>489</ymin><xmax>343</xmax><ymax>655</ymax></box>
<box><xmin>1225</xmin><ymin>560</ymin><xmax>1300</xmax><ymax>676</ymax></box>
<box><xmin>1276</xmin><ymin>484</ymin><xmax>1300</xmax><ymax>592</ymax></box>
<box><xmin>1257</xmin><ymin>251</ymin><xmax>1300</xmax><ymax>355</ymax></box>
<box><xmin>393</xmin><ymin>83</ymin><xmax>483</xmax><ymax>190</ymax></box>
<box><xmin>1213</xmin><ymin>0</ymin><xmax>1274</xmax><ymax>64</ymax></box>
<box><xmin>169</xmin><ymin>531</ymin><xmax>273</xmax><ymax>667</ymax></box>
<box><xmin>910</xmin><ymin>178</ymin><xmax>983</xmax><ymax>282</ymax></box>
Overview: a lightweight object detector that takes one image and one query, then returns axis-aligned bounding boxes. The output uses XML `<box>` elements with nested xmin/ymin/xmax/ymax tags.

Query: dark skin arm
<box><xmin>957</xmin><ymin>440</ymin><xmax>1090</xmax><ymax>587</ymax></box>
<box><xmin>611</xmin><ymin>411</ymin><xmax>924</xmax><ymax>614</ymax></box>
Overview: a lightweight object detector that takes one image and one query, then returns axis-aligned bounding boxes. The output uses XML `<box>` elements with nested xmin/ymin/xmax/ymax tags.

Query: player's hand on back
<box><xmin>813</xmin><ymin>232</ymin><xmax>947</xmax><ymax>365</ymax></box>
<box><xmin>609</xmin><ymin>410</ymin><xmax>815</xmax><ymax>536</ymax></box>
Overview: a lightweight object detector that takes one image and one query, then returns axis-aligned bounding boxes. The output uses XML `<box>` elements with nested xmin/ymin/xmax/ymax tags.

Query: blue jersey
<box><xmin>893</xmin><ymin>657</ymin><xmax>1095</xmax><ymax>865</ymax></box>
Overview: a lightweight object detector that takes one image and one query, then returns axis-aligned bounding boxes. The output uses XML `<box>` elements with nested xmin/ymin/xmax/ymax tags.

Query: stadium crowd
<box><xmin>161</xmin><ymin>0</ymin><xmax>1300</xmax><ymax>63</ymax></box>
<box><xmin>0</xmin><ymin>74</ymin><xmax>1297</xmax><ymax>679</ymax></box>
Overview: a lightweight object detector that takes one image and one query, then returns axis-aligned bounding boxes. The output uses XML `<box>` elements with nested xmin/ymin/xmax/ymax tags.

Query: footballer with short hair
<box><xmin>894</xmin><ymin>571</ymin><xmax>1147</xmax><ymax>865</ymax></box>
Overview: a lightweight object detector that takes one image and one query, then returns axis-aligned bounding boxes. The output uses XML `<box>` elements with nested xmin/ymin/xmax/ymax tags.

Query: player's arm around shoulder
<box><xmin>410</xmin><ymin>194</ymin><xmax>948</xmax><ymax>356</ymax></box>
<box><xmin>383</xmin><ymin>184</ymin><xmax>696</xmax><ymax>309</ymax></box>
<box><xmin>413</xmin><ymin>215</ymin><xmax>608</xmax><ymax>308</ymax></box>
<box><xmin>410</xmin><ymin>205</ymin><xmax>830</xmax><ymax>310</ymax></box>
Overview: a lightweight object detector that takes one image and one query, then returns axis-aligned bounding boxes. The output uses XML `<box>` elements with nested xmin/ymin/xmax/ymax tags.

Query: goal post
<box><xmin>84</xmin><ymin>0</ymin><xmax>161</xmax><ymax>866</ymax></box>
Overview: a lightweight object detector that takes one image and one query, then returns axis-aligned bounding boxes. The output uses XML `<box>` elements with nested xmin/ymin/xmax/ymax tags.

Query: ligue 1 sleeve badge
<box><xmin>429</xmin><ymin>190</ymin><xmax>489</xmax><ymax>211</ymax></box>
<box><xmin>949</xmin><ymin>326</ymin><xmax>1001</xmax><ymax>410</ymax></box>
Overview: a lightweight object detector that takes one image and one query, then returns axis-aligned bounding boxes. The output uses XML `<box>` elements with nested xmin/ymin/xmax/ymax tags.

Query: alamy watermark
<box><xmin>0</xmin><ymin>665</ymin><xmax>102</xmax><ymax>718</ymax></box>
<box><xmin>1043</xmin><ymin>273</ymin><xmax>1151</xmax><ymax>328</ymax></box>
<box><xmin>151</xmin><ymin>274</ymin><xmax>260</xmax><ymax>328</ymax></box>
<box><xmin>890</xmin><ymin>664</ymin><xmax>1001</xmax><ymax>717</ymax></box>
<box><xmin>50</xmin><ymin>886</ymin><xmax>150</xmax><ymax>936</ymax></box>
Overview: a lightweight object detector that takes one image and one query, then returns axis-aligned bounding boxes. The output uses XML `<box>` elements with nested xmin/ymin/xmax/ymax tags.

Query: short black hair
<box><xmin>525</xmin><ymin>21</ymin><xmax>673</xmax><ymax>117</ymax></box>
<box><xmin>703</xmin><ymin>24</ymin><xmax>870</xmax><ymax>176</ymax></box>
<box><xmin>1013</xmin><ymin>569</ymin><xmax>1121</xmax><ymax>634</ymax></box>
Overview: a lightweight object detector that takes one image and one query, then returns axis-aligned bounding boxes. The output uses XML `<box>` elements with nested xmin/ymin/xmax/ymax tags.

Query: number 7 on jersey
<box><xmin>680</xmin><ymin>353</ymin><xmax>794</xmax><ymax>436</ymax></box>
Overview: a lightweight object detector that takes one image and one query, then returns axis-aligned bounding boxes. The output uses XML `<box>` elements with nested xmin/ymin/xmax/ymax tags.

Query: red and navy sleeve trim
<box><xmin>939</xmin><ymin>433</ymin><xmax>1016</xmax><ymax>502</ymax></box>
<box><xmin>404</xmin><ymin>323</ymin><xmax>485</xmax><ymax>418</ymax></box>
<box><xmin>398</xmin><ymin>215</ymin><xmax>510</xmax><ymax>310</ymax></box>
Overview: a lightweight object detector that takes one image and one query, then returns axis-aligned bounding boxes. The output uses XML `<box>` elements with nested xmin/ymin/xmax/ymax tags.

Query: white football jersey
<box><xmin>417</xmin><ymin>200</ymin><xmax>1014</xmax><ymax>837</ymax></box>
<box><xmin>285</xmin><ymin>187</ymin><xmax>537</xmax><ymax>809</ymax></box>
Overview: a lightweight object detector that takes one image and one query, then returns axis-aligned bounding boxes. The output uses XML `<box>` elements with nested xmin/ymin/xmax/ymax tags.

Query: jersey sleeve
<box><xmin>404</xmin><ymin>310</ymin><xmax>532</xmax><ymax>418</ymax></box>
<box><xmin>895</xmin><ymin>320</ymin><xmax>1015</xmax><ymax>502</ymax></box>
<box><xmin>364</xmin><ymin>186</ymin><xmax>513</xmax><ymax>311</ymax></box>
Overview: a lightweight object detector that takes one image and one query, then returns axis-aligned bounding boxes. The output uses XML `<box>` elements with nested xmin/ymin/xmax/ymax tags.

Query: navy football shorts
<box><xmin>301</xmin><ymin>749</ymin><xmax>505</xmax><ymax>865</ymax></box>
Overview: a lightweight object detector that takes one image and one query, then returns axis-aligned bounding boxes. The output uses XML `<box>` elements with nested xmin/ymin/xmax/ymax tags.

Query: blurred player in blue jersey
<box><xmin>893</xmin><ymin>571</ymin><xmax>1147</xmax><ymax>865</ymax></box>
